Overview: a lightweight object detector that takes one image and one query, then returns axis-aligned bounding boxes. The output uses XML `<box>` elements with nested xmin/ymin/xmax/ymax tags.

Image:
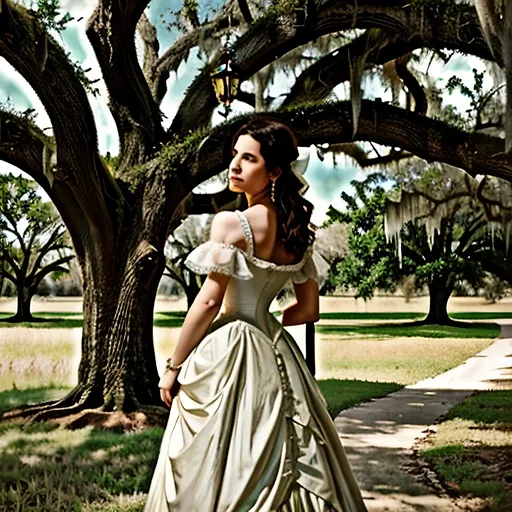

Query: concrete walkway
<box><xmin>335</xmin><ymin>324</ymin><xmax>512</xmax><ymax>512</ymax></box>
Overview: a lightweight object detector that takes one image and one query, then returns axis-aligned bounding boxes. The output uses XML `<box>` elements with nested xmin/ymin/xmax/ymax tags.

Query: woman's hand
<box><xmin>158</xmin><ymin>369</ymin><xmax>180</xmax><ymax>408</ymax></box>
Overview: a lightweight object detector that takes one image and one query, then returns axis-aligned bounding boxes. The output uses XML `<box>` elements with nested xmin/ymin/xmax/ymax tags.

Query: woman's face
<box><xmin>229</xmin><ymin>134</ymin><xmax>278</xmax><ymax>195</ymax></box>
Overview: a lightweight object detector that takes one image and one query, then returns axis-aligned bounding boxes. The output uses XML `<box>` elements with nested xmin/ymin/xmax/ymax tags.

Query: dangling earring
<box><xmin>270</xmin><ymin>180</ymin><xmax>276</xmax><ymax>202</ymax></box>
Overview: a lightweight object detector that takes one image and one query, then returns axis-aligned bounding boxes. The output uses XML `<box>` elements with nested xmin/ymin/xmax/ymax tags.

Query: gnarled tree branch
<box><xmin>149</xmin><ymin>0</ymin><xmax>239</xmax><ymax>105</ymax></box>
<box><xmin>395</xmin><ymin>54</ymin><xmax>427</xmax><ymax>114</ymax></box>
<box><xmin>328</xmin><ymin>142</ymin><xmax>411</xmax><ymax>168</ymax></box>
<box><xmin>283</xmin><ymin>2</ymin><xmax>493</xmax><ymax>108</ymax></box>
<box><xmin>0</xmin><ymin>109</ymin><xmax>86</xmax><ymax>257</ymax></box>
<box><xmin>0</xmin><ymin>1</ymin><xmax>117</xmax><ymax>248</ymax></box>
<box><xmin>87</xmin><ymin>0</ymin><xmax>164</xmax><ymax>170</ymax></box>
<box><xmin>180</xmin><ymin>99</ymin><xmax>512</xmax><ymax>197</ymax></box>
<box><xmin>172</xmin><ymin>0</ymin><xmax>493</xmax><ymax>135</ymax></box>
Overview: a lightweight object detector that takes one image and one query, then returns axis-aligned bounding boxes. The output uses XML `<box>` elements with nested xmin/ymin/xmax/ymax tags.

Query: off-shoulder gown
<box><xmin>145</xmin><ymin>210</ymin><xmax>367</xmax><ymax>512</ymax></box>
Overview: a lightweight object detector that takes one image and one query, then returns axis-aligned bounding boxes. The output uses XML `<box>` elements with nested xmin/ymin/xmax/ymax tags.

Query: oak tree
<box><xmin>2</xmin><ymin>0</ymin><xmax>512</xmax><ymax>422</ymax></box>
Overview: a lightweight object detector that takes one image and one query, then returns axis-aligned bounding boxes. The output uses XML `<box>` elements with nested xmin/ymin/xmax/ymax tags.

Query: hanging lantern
<box><xmin>210</xmin><ymin>51</ymin><xmax>240</xmax><ymax>107</ymax></box>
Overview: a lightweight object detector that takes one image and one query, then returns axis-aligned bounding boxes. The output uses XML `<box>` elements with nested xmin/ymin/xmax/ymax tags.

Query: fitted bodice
<box><xmin>184</xmin><ymin>210</ymin><xmax>328</xmax><ymax>336</ymax></box>
<box><xmin>221</xmin><ymin>262</ymin><xmax>290</xmax><ymax>324</ymax></box>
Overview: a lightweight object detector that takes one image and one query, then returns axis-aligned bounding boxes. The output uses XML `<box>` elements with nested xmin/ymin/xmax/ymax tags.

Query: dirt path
<box><xmin>336</xmin><ymin>329</ymin><xmax>512</xmax><ymax>511</ymax></box>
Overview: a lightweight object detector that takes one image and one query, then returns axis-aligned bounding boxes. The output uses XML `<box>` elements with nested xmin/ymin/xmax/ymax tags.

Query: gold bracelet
<box><xmin>165</xmin><ymin>357</ymin><xmax>183</xmax><ymax>372</ymax></box>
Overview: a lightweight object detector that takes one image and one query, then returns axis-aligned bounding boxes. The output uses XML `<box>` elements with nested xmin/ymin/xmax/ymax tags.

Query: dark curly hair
<box><xmin>233</xmin><ymin>117</ymin><xmax>316</xmax><ymax>259</ymax></box>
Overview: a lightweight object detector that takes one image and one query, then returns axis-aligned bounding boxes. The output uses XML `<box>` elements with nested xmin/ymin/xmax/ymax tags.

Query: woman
<box><xmin>145</xmin><ymin>118</ymin><xmax>367</xmax><ymax>511</ymax></box>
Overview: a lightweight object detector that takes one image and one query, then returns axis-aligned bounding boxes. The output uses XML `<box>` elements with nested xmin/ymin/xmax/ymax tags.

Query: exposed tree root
<box><xmin>1</xmin><ymin>386</ymin><xmax>168</xmax><ymax>431</ymax></box>
<box><xmin>1</xmin><ymin>385</ymin><xmax>88</xmax><ymax>421</ymax></box>
<box><xmin>54</xmin><ymin>407</ymin><xmax>168</xmax><ymax>431</ymax></box>
<box><xmin>28</xmin><ymin>402</ymin><xmax>92</xmax><ymax>423</ymax></box>
<box><xmin>410</xmin><ymin>318</ymin><xmax>466</xmax><ymax>328</ymax></box>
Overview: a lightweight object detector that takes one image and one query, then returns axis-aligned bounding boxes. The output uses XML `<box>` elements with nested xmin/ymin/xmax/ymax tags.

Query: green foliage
<box><xmin>414</xmin><ymin>253</ymin><xmax>483</xmax><ymax>289</ymax></box>
<box><xmin>32</xmin><ymin>0</ymin><xmax>73</xmax><ymax>33</ymax></box>
<box><xmin>446</xmin><ymin>69</ymin><xmax>484</xmax><ymax>99</ymax></box>
<box><xmin>0</xmin><ymin>173</ymin><xmax>74</xmax><ymax>316</ymax></box>
<box><xmin>68</xmin><ymin>58</ymin><xmax>100</xmax><ymax>97</ymax></box>
<box><xmin>324</xmin><ymin>174</ymin><xmax>405</xmax><ymax>300</ymax></box>
<box><xmin>409</xmin><ymin>0</ymin><xmax>474</xmax><ymax>28</ymax></box>
<box><xmin>326</xmin><ymin>166</ymin><xmax>498</xmax><ymax>317</ymax></box>
<box><xmin>103</xmin><ymin>153</ymin><xmax>121</xmax><ymax>173</ymax></box>
<box><xmin>158</xmin><ymin>129</ymin><xmax>210</xmax><ymax>167</ymax></box>
<box><xmin>443</xmin><ymin>67</ymin><xmax>504</xmax><ymax>130</ymax></box>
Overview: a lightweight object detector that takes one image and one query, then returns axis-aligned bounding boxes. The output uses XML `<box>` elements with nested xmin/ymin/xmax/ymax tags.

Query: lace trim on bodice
<box><xmin>184</xmin><ymin>210</ymin><xmax>326</xmax><ymax>280</ymax></box>
<box><xmin>234</xmin><ymin>210</ymin><xmax>254</xmax><ymax>258</ymax></box>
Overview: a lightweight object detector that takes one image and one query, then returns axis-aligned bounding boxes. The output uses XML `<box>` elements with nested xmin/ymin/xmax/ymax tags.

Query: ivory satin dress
<box><xmin>145</xmin><ymin>210</ymin><xmax>367</xmax><ymax>512</ymax></box>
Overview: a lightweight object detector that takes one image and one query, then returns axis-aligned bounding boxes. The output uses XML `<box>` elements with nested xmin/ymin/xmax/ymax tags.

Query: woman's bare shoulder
<box><xmin>243</xmin><ymin>204</ymin><xmax>274</xmax><ymax>227</ymax></box>
<box><xmin>210</xmin><ymin>211</ymin><xmax>245</xmax><ymax>246</ymax></box>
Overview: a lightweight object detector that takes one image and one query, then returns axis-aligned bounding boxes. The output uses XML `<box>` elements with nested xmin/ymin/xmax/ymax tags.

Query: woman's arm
<box><xmin>281</xmin><ymin>279</ymin><xmax>320</xmax><ymax>326</ymax></box>
<box><xmin>169</xmin><ymin>272</ymin><xmax>230</xmax><ymax>365</ymax></box>
<box><xmin>159</xmin><ymin>273</ymin><xmax>230</xmax><ymax>407</ymax></box>
<box><xmin>159</xmin><ymin>212</ymin><xmax>241</xmax><ymax>406</ymax></box>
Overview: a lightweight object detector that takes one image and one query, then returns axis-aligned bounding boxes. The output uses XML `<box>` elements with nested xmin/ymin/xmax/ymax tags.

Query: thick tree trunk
<box><xmin>5</xmin><ymin>224</ymin><xmax>168</xmax><ymax>424</ymax></box>
<box><xmin>424</xmin><ymin>277</ymin><xmax>454</xmax><ymax>325</ymax></box>
<box><xmin>10</xmin><ymin>284</ymin><xmax>35</xmax><ymax>322</ymax></box>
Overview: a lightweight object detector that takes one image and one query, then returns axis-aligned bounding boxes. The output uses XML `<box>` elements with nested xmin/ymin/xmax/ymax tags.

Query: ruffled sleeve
<box><xmin>292</xmin><ymin>248</ymin><xmax>330</xmax><ymax>284</ymax></box>
<box><xmin>184</xmin><ymin>241</ymin><xmax>254</xmax><ymax>280</ymax></box>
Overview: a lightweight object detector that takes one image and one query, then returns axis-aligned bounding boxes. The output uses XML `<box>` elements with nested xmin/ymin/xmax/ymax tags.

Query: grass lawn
<box><xmin>0</xmin><ymin>310</ymin><xmax>502</xmax><ymax>510</ymax></box>
<box><xmin>0</xmin><ymin>379</ymin><xmax>400</xmax><ymax>511</ymax></box>
<box><xmin>419</xmin><ymin>391</ymin><xmax>512</xmax><ymax>509</ymax></box>
<box><xmin>2</xmin><ymin>310</ymin><xmax>512</xmax><ymax>328</ymax></box>
<box><xmin>319</xmin><ymin>312</ymin><xmax>512</xmax><ymax>321</ymax></box>
<box><xmin>317</xmin><ymin>337</ymin><xmax>495</xmax><ymax>384</ymax></box>
<box><xmin>316</xmin><ymin>323</ymin><xmax>501</xmax><ymax>339</ymax></box>
<box><xmin>0</xmin><ymin>311</ymin><xmax>186</xmax><ymax>329</ymax></box>
<box><xmin>0</xmin><ymin>320</ymin><xmax>497</xmax><ymax>390</ymax></box>
<box><xmin>316</xmin><ymin>379</ymin><xmax>402</xmax><ymax>418</ymax></box>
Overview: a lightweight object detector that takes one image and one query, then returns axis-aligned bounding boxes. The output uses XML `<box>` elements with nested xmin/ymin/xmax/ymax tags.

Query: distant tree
<box><xmin>326</xmin><ymin>167</ymin><xmax>512</xmax><ymax>324</ymax></box>
<box><xmin>164</xmin><ymin>214</ymin><xmax>213</xmax><ymax>308</ymax></box>
<box><xmin>0</xmin><ymin>173</ymin><xmax>74</xmax><ymax>321</ymax></box>
<box><xmin>325</xmin><ymin>175</ymin><xmax>405</xmax><ymax>303</ymax></box>
<box><xmin>314</xmin><ymin>221</ymin><xmax>350</xmax><ymax>294</ymax></box>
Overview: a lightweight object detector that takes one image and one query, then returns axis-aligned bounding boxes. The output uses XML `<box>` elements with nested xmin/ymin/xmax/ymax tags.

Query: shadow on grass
<box><xmin>317</xmin><ymin>379</ymin><xmax>402</xmax><ymax>419</ymax></box>
<box><xmin>0</xmin><ymin>311</ymin><xmax>189</xmax><ymax>329</ymax></box>
<box><xmin>0</xmin><ymin>378</ymin><xmax>403</xmax><ymax>510</ymax></box>
<box><xmin>420</xmin><ymin>390</ymin><xmax>512</xmax><ymax>508</ymax></box>
<box><xmin>0</xmin><ymin>423</ymin><xmax>163</xmax><ymax>511</ymax></box>
<box><xmin>0</xmin><ymin>318</ymin><xmax>84</xmax><ymax>329</ymax></box>
<box><xmin>319</xmin><ymin>312</ymin><xmax>512</xmax><ymax>321</ymax></box>
<box><xmin>0</xmin><ymin>386</ymin><xmax>71</xmax><ymax>414</ymax></box>
<box><xmin>316</xmin><ymin>322</ymin><xmax>501</xmax><ymax>339</ymax></box>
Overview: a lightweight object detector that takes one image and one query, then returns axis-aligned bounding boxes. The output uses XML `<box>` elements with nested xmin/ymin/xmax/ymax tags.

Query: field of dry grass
<box><xmin>0</xmin><ymin>295</ymin><xmax>507</xmax><ymax>391</ymax></box>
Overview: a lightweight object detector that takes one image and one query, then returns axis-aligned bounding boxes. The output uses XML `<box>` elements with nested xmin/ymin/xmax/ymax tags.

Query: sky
<box><xmin>0</xmin><ymin>0</ymin><xmax>496</xmax><ymax>225</ymax></box>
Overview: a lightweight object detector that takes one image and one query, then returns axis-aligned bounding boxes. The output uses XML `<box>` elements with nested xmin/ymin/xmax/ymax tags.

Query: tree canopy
<box><xmin>0</xmin><ymin>173</ymin><xmax>74</xmax><ymax>321</ymax></box>
<box><xmin>2</xmin><ymin>0</ymin><xmax>512</xmax><ymax>421</ymax></box>
<box><xmin>328</xmin><ymin>165</ymin><xmax>512</xmax><ymax>324</ymax></box>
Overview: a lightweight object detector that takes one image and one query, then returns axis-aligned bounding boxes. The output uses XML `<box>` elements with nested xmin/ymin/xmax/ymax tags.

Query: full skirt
<box><xmin>145</xmin><ymin>318</ymin><xmax>367</xmax><ymax>512</ymax></box>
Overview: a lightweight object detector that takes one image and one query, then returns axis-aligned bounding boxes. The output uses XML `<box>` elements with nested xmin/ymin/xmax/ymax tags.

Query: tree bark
<box><xmin>424</xmin><ymin>277</ymin><xmax>454</xmax><ymax>325</ymax></box>
<box><xmin>10</xmin><ymin>284</ymin><xmax>35</xmax><ymax>322</ymax></box>
<box><xmin>4</xmin><ymin>188</ymin><xmax>173</xmax><ymax>422</ymax></box>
